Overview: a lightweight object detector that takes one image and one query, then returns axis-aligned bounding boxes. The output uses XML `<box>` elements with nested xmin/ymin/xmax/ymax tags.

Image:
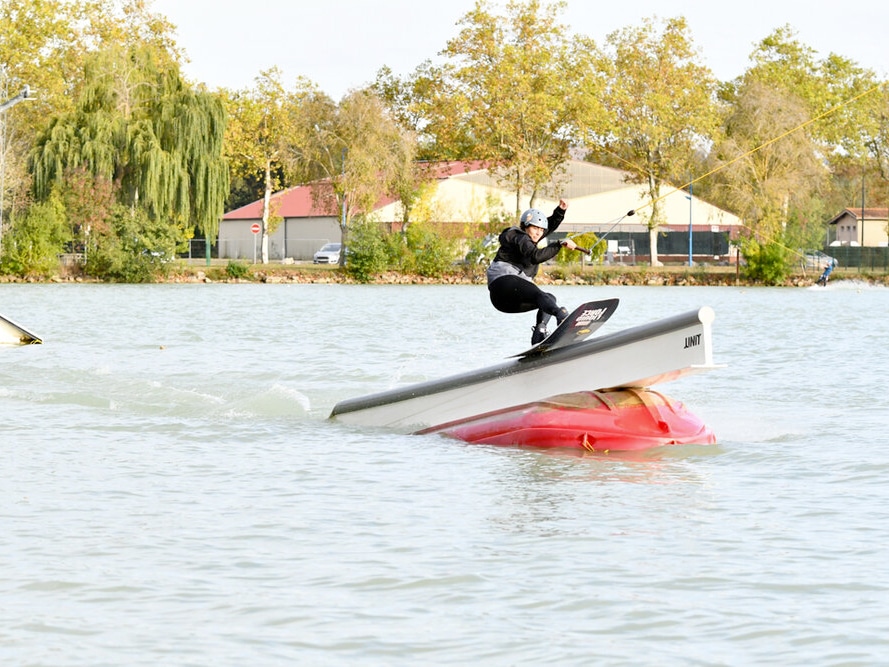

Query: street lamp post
<box><xmin>860</xmin><ymin>175</ymin><xmax>865</xmax><ymax>248</ymax></box>
<box><xmin>340</xmin><ymin>148</ymin><xmax>346</xmax><ymax>234</ymax></box>
<box><xmin>686</xmin><ymin>182</ymin><xmax>693</xmax><ymax>267</ymax></box>
<box><xmin>0</xmin><ymin>84</ymin><xmax>30</xmax><ymax>112</ymax></box>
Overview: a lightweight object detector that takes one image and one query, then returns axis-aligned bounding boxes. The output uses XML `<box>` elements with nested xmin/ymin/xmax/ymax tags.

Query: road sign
<box><xmin>250</xmin><ymin>223</ymin><xmax>261</xmax><ymax>234</ymax></box>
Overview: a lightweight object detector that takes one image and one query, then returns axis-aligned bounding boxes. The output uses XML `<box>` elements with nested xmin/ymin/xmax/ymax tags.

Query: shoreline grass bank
<box><xmin>2</xmin><ymin>261</ymin><xmax>886</xmax><ymax>287</ymax></box>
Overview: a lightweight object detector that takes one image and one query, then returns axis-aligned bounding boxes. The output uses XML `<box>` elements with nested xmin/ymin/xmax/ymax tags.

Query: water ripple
<box><xmin>2</xmin><ymin>284</ymin><xmax>889</xmax><ymax>665</ymax></box>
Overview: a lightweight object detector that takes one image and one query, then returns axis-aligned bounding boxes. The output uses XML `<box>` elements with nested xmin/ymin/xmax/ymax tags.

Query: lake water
<box><xmin>2</xmin><ymin>281</ymin><xmax>888</xmax><ymax>666</ymax></box>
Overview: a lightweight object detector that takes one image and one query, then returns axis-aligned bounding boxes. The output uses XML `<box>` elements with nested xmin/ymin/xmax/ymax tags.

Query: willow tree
<box><xmin>433</xmin><ymin>0</ymin><xmax>605</xmax><ymax>215</ymax></box>
<box><xmin>29</xmin><ymin>43</ymin><xmax>227</xmax><ymax>264</ymax></box>
<box><xmin>594</xmin><ymin>16</ymin><xmax>719</xmax><ymax>266</ymax></box>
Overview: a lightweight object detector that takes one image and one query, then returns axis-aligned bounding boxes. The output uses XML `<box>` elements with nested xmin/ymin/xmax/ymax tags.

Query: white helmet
<box><xmin>519</xmin><ymin>208</ymin><xmax>547</xmax><ymax>230</ymax></box>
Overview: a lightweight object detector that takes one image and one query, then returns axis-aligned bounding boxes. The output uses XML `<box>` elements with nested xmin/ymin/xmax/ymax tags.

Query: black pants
<box><xmin>488</xmin><ymin>275</ymin><xmax>562</xmax><ymax>327</ymax></box>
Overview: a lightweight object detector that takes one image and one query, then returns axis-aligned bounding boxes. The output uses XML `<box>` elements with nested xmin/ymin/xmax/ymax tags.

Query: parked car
<box><xmin>313</xmin><ymin>243</ymin><xmax>342</xmax><ymax>264</ymax></box>
<box><xmin>803</xmin><ymin>250</ymin><xmax>838</xmax><ymax>270</ymax></box>
<box><xmin>142</xmin><ymin>249</ymin><xmax>174</xmax><ymax>264</ymax></box>
<box><xmin>460</xmin><ymin>234</ymin><xmax>499</xmax><ymax>266</ymax></box>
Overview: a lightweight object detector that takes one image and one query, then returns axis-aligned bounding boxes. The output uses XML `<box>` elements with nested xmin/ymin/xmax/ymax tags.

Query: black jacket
<box><xmin>491</xmin><ymin>206</ymin><xmax>565</xmax><ymax>279</ymax></box>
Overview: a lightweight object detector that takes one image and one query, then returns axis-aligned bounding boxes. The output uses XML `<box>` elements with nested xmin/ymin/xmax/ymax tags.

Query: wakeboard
<box><xmin>511</xmin><ymin>297</ymin><xmax>619</xmax><ymax>358</ymax></box>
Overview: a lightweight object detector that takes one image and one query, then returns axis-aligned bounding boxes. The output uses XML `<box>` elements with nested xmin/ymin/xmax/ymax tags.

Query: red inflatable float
<box><xmin>421</xmin><ymin>388</ymin><xmax>715</xmax><ymax>452</ymax></box>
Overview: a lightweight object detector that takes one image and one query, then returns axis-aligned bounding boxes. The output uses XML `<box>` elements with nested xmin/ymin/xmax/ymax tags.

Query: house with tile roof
<box><xmin>218</xmin><ymin>159</ymin><xmax>743</xmax><ymax>263</ymax></box>
<box><xmin>827</xmin><ymin>208</ymin><xmax>889</xmax><ymax>247</ymax></box>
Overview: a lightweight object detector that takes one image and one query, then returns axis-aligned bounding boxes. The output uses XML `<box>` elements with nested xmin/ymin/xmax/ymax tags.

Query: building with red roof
<box><xmin>828</xmin><ymin>208</ymin><xmax>889</xmax><ymax>247</ymax></box>
<box><xmin>218</xmin><ymin>159</ymin><xmax>742</xmax><ymax>262</ymax></box>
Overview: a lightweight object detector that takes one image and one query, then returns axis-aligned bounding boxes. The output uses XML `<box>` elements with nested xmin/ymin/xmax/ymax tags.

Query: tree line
<box><xmin>1</xmin><ymin>0</ymin><xmax>887</xmax><ymax>282</ymax></box>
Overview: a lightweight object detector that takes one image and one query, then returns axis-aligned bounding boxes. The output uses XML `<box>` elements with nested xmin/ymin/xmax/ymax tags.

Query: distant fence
<box><xmin>592</xmin><ymin>231</ymin><xmax>731</xmax><ymax>264</ymax></box>
<box><xmin>593</xmin><ymin>231</ymin><xmax>731</xmax><ymax>258</ymax></box>
<box><xmin>188</xmin><ymin>238</ymin><xmax>333</xmax><ymax>262</ymax></box>
<box><xmin>216</xmin><ymin>238</ymin><xmax>262</xmax><ymax>262</ymax></box>
<box><xmin>183</xmin><ymin>239</ymin><xmax>211</xmax><ymax>259</ymax></box>
<box><xmin>827</xmin><ymin>246</ymin><xmax>889</xmax><ymax>273</ymax></box>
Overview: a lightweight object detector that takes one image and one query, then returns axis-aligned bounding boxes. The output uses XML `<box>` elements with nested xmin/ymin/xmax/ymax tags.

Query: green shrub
<box><xmin>345</xmin><ymin>218</ymin><xmax>388</xmax><ymax>283</ymax></box>
<box><xmin>462</xmin><ymin>231</ymin><xmax>499</xmax><ymax>267</ymax></box>
<box><xmin>84</xmin><ymin>205</ymin><xmax>181</xmax><ymax>282</ymax></box>
<box><xmin>0</xmin><ymin>196</ymin><xmax>71</xmax><ymax>278</ymax></box>
<box><xmin>382</xmin><ymin>231</ymin><xmax>413</xmax><ymax>272</ymax></box>
<box><xmin>405</xmin><ymin>221</ymin><xmax>457</xmax><ymax>277</ymax></box>
<box><xmin>226</xmin><ymin>260</ymin><xmax>250</xmax><ymax>279</ymax></box>
<box><xmin>741</xmin><ymin>238</ymin><xmax>791</xmax><ymax>285</ymax></box>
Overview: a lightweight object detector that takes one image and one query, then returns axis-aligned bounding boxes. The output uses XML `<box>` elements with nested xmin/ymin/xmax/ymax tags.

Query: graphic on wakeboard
<box><xmin>512</xmin><ymin>297</ymin><xmax>619</xmax><ymax>358</ymax></box>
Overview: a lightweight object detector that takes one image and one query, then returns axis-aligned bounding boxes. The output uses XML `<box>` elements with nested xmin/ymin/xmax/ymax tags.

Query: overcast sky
<box><xmin>148</xmin><ymin>0</ymin><xmax>887</xmax><ymax>98</ymax></box>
